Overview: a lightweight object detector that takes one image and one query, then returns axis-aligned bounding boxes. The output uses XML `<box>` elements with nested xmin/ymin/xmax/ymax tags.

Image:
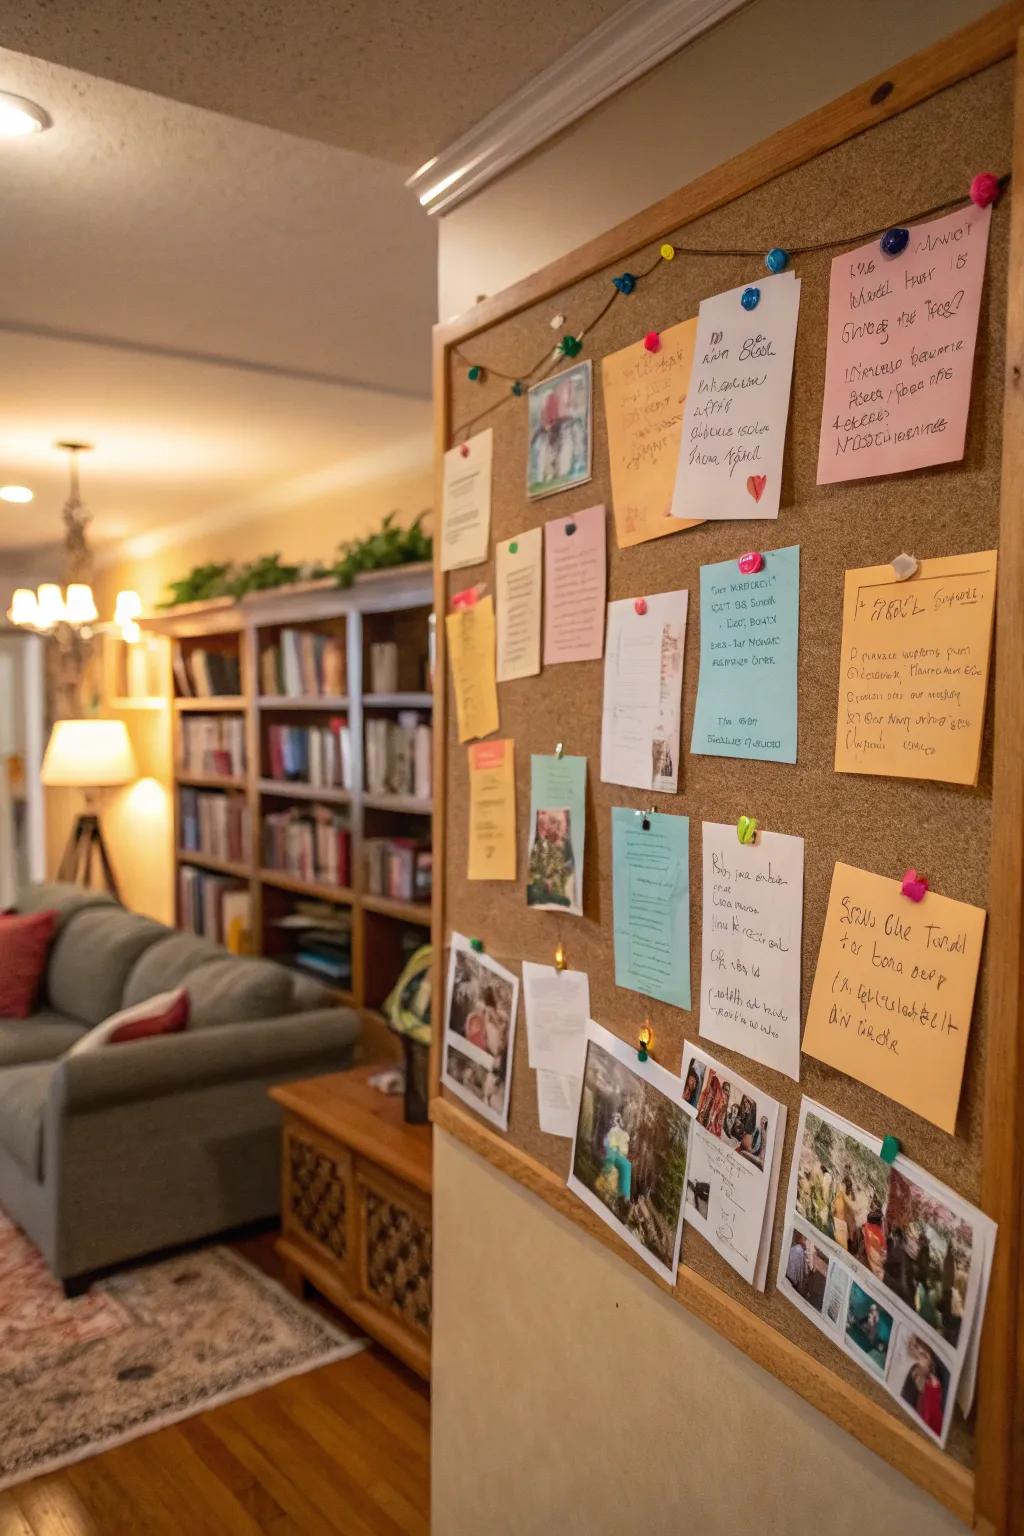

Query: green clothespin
<box><xmin>880</xmin><ymin>1135</ymin><xmax>901</xmax><ymax>1165</ymax></box>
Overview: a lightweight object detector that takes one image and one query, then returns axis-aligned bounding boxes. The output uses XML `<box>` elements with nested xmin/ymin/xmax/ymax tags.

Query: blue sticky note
<box><xmin>612</xmin><ymin>806</ymin><xmax>690</xmax><ymax>1009</ymax></box>
<box><xmin>690</xmin><ymin>545</ymin><xmax>800</xmax><ymax>763</ymax></box>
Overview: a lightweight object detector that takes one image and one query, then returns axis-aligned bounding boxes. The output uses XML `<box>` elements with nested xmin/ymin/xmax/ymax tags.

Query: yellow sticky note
<box><xmin>446</xmin><ymin>595</ymin><xmax>499</xmax><ymax>744</ymax></box>
<box><xmin>468</xmin><ymin>739</ymin><xmax>516</xmax><ymax>880</ymax></box>
<box><xmin>601</xmin><ymin>318</ymin><xmax>702</xmax><ymax>548</ymax></box>
<box><xmin>802</xmin><ymin>863</ymin><xmax>986</xmax><ymax>1133</ymax></box>
<box><xmin>835</xmin><ymin>550</ymin><xmax>997</xmax><ymax>785</ymax></box>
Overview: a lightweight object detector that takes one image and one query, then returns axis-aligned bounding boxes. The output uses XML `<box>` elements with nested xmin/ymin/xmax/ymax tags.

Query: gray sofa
<box><xmin>1</xmin><ymin>883</ymin><xmax>360</xmax><ymax>1291</ymax></box>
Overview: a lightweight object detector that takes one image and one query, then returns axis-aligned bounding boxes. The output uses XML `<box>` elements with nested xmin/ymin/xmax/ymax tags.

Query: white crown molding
<box><xmin>406</xmin><ymin>0</ymin><xmax>750</xmax><ymax>215</ymax></box>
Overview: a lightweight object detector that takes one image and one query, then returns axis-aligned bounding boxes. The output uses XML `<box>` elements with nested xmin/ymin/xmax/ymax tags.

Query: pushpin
<box><xmin>549</xmin><ymin>312</ymin><xmax>566</xmax><ymax>330</ymax></box>
<box><xmin>901</xmin><ymin>869</ymin><xmax>929</xmax><ymax>903</ymax></box>
<box><xmin>459</xmin><ymin>443</ymin><xmax>470</xmax><ymax>458</ymax></box>
<box><xmin>565</xmin><ymin>521</ymin><xmax>576</xmax><ymax>536</ymax></box>
<box><xmin>555</xmin><ymin>742</ymin><xmax>564</xmax><ymax>758</ymax></box>
<box><xmin>891</xmin><ymin>552</ymin><xmax>918</xmax><ymax>581</ymax></box>
<box><xmin>738</xmin><ymin>551</ymin><xmax>764</xmax><ymax>575</ymax></box>
<box><xmin>969</xmin><ymin>171</ymin><xmax>1001</xmax><ymax>208</ymax></box>
<box><xmin>640</xmin><ymin>806</ymin><xmax>654</xmax><ymax>830</ymax></box>
<box><xmin>737</xmin><ymin>815</ymin><xmax>758</xmax><ymax>846</ymax></box>
<box><xmin>660</xmin><ymin>244</ymin><xmax>675</xmax><ymax>261</ymax></box>
<box><xmin>880</xmin><ymin>1135</ymin><xmax>901</xmax><ymax>1165</ymax></box>
<box><xmin>741</xmin><ymin>286</ymin><xmax>761</xmax><ymax>311</ymax></box>
<box><xmin>613</xmin><ymin>272</ymin><xmax>637</xmax><ymax>294</ymax></box>
<box><xmin>468</xmin><ymin>364</ymin><xmax>484</xmax><ymax>381</ymax></box>
<box><xmin>634</xmin><ymin>597</ymin><xmax>648</xmax><ymax>616</ymax></box>
<box><xmin>637</xmin><ymin>1022</ymin><xmax>653</xmax><ymax>1062</ymax></box>
<box><xmin>554</xmin><ymin>942</ymin><xmax>566</xmax><ymax>973</ymax></box>
<box><xmin>765</xmin><ymin>247</ymin><xmax>789</xmax><ymax>273</ymax></box>
<box><xmin>509</xmin><ymin>541</ymin><xmax>519</xmax><ymax>554</ymax></box>
<box><xmin>560</xmin><ymin>334</ymin><xmax>583</xmax><ymax>358</ymax></box>
<box><xmin>511</xmin><ymin>380</ymin><xmax>524</xmax><ymax>396</ymax></box>
<box><xmin>469</xmin><ymin>937</ymin><xmax>484</xmax><ymax>953</ymax></box>
<box><xmin>643</xmin><ymin>331</ymin><xmax>661</xmax><ymax>353</ymax></box>
<box><xmin>880</xmin><ymin>227</ymin><xmax>910</xmax><ymax>258</ymax></box>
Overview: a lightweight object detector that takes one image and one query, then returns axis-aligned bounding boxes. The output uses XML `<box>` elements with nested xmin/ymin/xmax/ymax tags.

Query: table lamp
<box><xmin>41</xmin><ymin>719</ymin><xmax>137</xmax><ymax>899</ymax></box>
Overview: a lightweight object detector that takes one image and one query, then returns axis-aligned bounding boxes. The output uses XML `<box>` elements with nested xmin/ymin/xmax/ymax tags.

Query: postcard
<box><xmin>440</xmin><ymin>427</ymin><xmax>493</xmax><ymax>571</ymax></box>
<box><xmin>441</xmin><ymin>932</ymin><xmax>520</xmax><ymax>1132</ymax></box>
<box><xmin>527</xmin><ymin>360</ymin><xmax>593</xmax><ymax>499</ymax></box>
<box><xmin>834</xmin><ymin>550</ymin><xmax>997</xmax><ymax>786</ymax></box>
<box><xmin>612</xmin><ymin>806</ymin><xmax>690</xmax><ymax>1010</ymax></box>
<box><xmin>543</xmin><ymin>503</ymin><xmax>606</xmax><ymax>665</ymax></box>
<box><xmin>670</xmin><ymin>271</ymin><xmax>800</xmax><ymax>521</ymax></box>
<box><xmin>601</xmin><ymin>318</ymin><xmax>702</xmax><ymax>547</ymax></box>
<box><xmin>698</xmin><ymin>821</ymin><xmax>804</xmax><ymax>1080</ymax></box>
<box><xmin>467</xmin><ymin>739</ymin><xmax>516</xmax><ymax>881</ymax></box>
<box><xmin>817</xmin><ymin>204</ymin><xmax>992</xmax><ymax>484</ymax></box>
<box><xmin>568</xmin><ymin>1019</ymin><xmax>691</xmax><ymax>1284</ymax></box>
<box><xmin>446</xmin><ymin>595</ymin><xmax>499</xmax><ymax>743</ymax></box>
<box><xmin>496</xmin><ymin>526</ymin><xmax>542</xmax><ymax>682</ymax></box>
<box><xmin>679</xmin><ymin>1042</ymin><xmax>786</xmax><ymax>1289</ymax></box>
<box><xmin>801</xmin><ymin>862</ymin><xmax>985</xmax><ymax>1133</ymax></box>
<box><xmin>526</xmin><ymin>754</ymin><xmax>587</xmax><ymax>916</ymax></box>
<box><xmin>690</xmin><ymin>546</ymin><xmax>800</xmax><ymax>764</ymax></box>
<box><xmin>600</xmin><ymin>589</ymin><xmax>688</xmax><ymax>792</ymax></box>
<box><xmin>523</xmin><ymin>961</ymin><xmax>590</xmax><ymax>1141</ymax></box>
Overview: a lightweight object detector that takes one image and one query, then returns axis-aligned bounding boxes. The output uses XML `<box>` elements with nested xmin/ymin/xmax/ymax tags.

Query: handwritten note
<box><xmin>601</xmin><ymin>318</ymin><xmax>702</xmax><ymax>547</ymax></box>
<box><xmin>817</xmin><ymin>204</ymin><xmax>992</xmax><ymax>483</ymax></box>
<box><xmin>698</xmin><ymin>821</ymin><xmax>804</xmax><ymax>1080</ymax></box>
<box><xmin>600</xmin><ymin>589</ymin><xmax>688</xmax><ymax>791</ymax></box>
<box><xmin>670</xmin><ymin>272</ymin><xmax>800</xmax><ymax>521</ymax></box>
<box><xmin>522</xmin><ymin>962</ymin><xmax>590</xmax><ymax>1072</ymax></box>
<box><xmin>543</xmin><ymin>504</ymin><xmax>606</xmax><ymax>663</ymax></box>
<box><xmin>496</xmin><ymin>527</ymin><xmax>542</xmax><ymax>682</ymax></box>
<box><xmin>802</xmin><ymin>863</ymin><xmax>986</xmax><ymax>1132</ymax></box>
<box><xmin>468</xmin><ymin>739</ymin><xmax>516</xmax><ymax>881</ymax></box>
<box><xmin>527</xmin><ymin>754</ymin><xmax>587</xmax><ymax>916</ymax></box>
<box><xmin>446</xmin><ymin>596</ymin><xmax>499</xmax><ymax>744</ymax></box>
<box><xmin>440</xmin><ymin>428</ymin><xmax>493</xmax><ymax>570</ymax></box>
<box><xmin>835</xmin><ymin>550</ymin><xmax>997</xmax><ymax>786</ymax></box>
<box><xmin>691</xmin><ymin>546</ymin><xmax>799</xmax><ymax>763</ymax></box>
<box><xmin>612</xmin><ymin>807</ymin><xmax>690</xmax><ymax>1009</ymax></box>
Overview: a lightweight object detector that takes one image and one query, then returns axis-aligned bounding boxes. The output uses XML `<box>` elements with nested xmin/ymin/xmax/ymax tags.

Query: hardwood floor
<box><xmin>0</xmin><ymin>1236</ymin><xmax>431</xmax><ymax>1536</ymax></box>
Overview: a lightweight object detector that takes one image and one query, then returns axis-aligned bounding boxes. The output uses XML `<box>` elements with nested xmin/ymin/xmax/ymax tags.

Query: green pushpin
<box><xmin>880</xmin><ymin>1135</ymin><xmax>901</xmax><ymax>1165</ymax></box>
<box><xmin>469</xmin><ymin>938</ymin><xmax>484</xmax><ymax>953</ymax></box>
<box><xmin>509</xmin><ymin>541</ymin><xmax>518</xmax><ymax>554</ymax></box>
<box><xmin>737</xmin><ymin>815</ymin><xmax>758</xmax><ymax>846</ymax></box>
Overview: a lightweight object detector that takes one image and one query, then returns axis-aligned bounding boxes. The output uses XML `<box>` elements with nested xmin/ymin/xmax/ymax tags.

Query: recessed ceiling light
<box><xmin>0</xmin><ymin>485</ymin><xmax>33</xmax><ymax>503</ymax></box>
<box><xmin>0</xmin><ymin>93</ymin><xmax>51</xmax><ymax>138</ymax></box>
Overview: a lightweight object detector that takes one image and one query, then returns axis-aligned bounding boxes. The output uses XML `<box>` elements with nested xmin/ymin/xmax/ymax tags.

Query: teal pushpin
<box><xmin>880</xmin><ymin>1135</ymin><xmax>901</xmax><ymax>1165</ymax></box>
<box><xmin>469</xmin><ymin>938</ymin><xmax>484</xmax><ymax>953</ymax></box>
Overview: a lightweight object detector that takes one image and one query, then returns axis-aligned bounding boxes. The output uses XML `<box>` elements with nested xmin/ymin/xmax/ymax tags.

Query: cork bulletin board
<box><xmin>430</xmin><ymin>10</ymin><xmax>1024</xmax><ymax>1529</ymax></box>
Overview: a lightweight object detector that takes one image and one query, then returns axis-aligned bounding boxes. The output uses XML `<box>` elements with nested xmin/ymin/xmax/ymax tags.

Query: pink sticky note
<box><xmin>543</xmin><ymin>503</ymin><xmax>607</xmax><ymax>664</ymax></box>
<box><xmin>817</xmin><ymin>203</ymin><xmax>991</xmax><ymax>484</ymax></box>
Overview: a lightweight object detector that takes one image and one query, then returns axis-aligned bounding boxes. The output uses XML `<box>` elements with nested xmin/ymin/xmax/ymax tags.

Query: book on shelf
<box><xmin>266</xmin><ymin>719</ymin><xmax>351</xmax><ymax>788</ymax></box>
<box><xmin>364</xmin><ymin>837</ymin><xmax>432</xmax><ymax>903</ymax></box>
<box><xmin>179</xmin><ymin>789</ymin><xmax>251</xmax><ymax>864</ymax></box>
<box><xmin>261</xmin><ymin>629</ymin><xmax>346</xmax><ymax>698</ymax></box>
<box><xmin>270</xmin><ymin>901</ymin><xmax>352</xmax><ymax>986</ymax></box>
<box><xmin>179</xmin><ymin>648</ymin><xmax>241</xmax><ymax>698</ymax></box>
<box><xmin>364</xmin><ymin>712</ymin><xmax>431</xmax><ymax>799</ymax></box>
<box><xmin>263</xmin><ymin>805</ymin><xmax>351</xmax><ymax>887</ymax></box>
<box><xmin>178</xmin><ymin>867</ymin><xmax>250</xmax><ymax>948</ymax></box>
<box><xmin>180</xmin><ymin>715</ymin><xmax>246</xmax><ymax>777</ymax></box>
<box><xmin>369</xmin><ymin>641</ymin><xmax>399</xmax><ymax>693</ymax></box>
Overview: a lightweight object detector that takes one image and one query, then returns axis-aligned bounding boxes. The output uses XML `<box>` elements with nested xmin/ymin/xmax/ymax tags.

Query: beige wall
<box><xmin>432</xmin><ymin>2</ymin><xmax>995</xmax><ymax>1529</ymax></box>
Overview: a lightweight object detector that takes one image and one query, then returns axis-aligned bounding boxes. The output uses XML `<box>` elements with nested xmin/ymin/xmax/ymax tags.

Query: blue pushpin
<box><xmin>741</xmin><ymin>286</ymin><xmax>761</xmax><ymax>311</ymax></box>
<box><xmin>612</xmin><ymin>272</ymin><xmax>637</xmax><ymax>295</ymax></box>
<box><xmin>880</xmin><ymin>227</ymin><xmax>910</xmax><ymax>258</ymax></box>
<box><xmin>765</xmin><ymin>247</ymin><xmax>789</xmax><ymax>274</ymax></box>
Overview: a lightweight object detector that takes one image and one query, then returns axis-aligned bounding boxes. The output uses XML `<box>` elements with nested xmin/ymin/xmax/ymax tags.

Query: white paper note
<box><xmin>536</xmin><ymin>1068</ymin><xmax>582</xmax><ymax>1139</ymax></box>
<box><xmin>698</xmin><ymin>822</ymin><xmax>804</xmax><ymax>1080</ymax></box>
<box><xmin>600</xmin><ymin>590</ymin><xmax>688</xmax><ymax>791</ymax></box>
<box><xmin>440</xmin><ymin>428</ymin><xmax>493</xmax><ymax>571</ymax></box>
<box><xmin>671</xmin><ymin>272</ymin><xmax>800</xmax><ymax>521</ymax></box>
<box><xmin>522</xmin><ymin>961</ymin><xmax>590</xmax><ymax>1073</ymax></box>
<box><xmin>496</xmin><ymin>526</ymin><xmax>542</xmax><ymax>682</ymax></box>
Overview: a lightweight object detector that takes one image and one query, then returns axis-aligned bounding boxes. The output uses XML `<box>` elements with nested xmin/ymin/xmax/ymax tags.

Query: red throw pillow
<box><xmin>0</xmin><ymin>909</ymin><xmax>58</xmax><ymax>1018</ymax></box>
<box><xmin>107</xmin><ymin>988</ymin><xmax>190</xmax><ymax>1043</ymax></box>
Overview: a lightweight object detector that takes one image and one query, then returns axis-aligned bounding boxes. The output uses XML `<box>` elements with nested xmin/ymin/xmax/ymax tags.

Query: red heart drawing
<box><xmin>746</xmin><ymin>474</ymin><xmax>767</xmax><ymax>503</ymax></box>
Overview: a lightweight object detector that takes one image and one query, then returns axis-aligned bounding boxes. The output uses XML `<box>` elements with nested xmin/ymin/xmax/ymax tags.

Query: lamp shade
<box><xmin>41</xmin><ymin>719</ymin><xmax>137</xmax><ymax>788</ymax></box>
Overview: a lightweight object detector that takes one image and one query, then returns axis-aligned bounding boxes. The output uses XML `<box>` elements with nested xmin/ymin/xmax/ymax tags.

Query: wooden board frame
<box><xmin>429</xmin><ymin>8</ymin><xmax>1024</xmax><ymax>1529</ymax></box>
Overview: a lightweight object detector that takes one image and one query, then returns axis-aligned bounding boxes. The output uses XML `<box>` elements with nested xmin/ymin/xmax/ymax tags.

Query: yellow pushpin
<box><xmin>638</xmin><ymin>1022</ymin><xmax>653</xmax><ymax>1062</ymax></box>
<box><xmin>660</xmin><ymin>243</ymin><xmax>676</xmax><ymax>261</ymax></box>
<box><xmin>554</xmin><ymin>942</ymin><xmax>566</xmax><ymax>973</ymax></box>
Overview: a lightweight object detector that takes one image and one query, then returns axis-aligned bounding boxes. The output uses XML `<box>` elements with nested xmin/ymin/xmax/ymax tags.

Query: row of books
<box><xmin>263</xmin><ymin>806</ymin><xmax>351</xmax><ymax>887</ymax></box>
<box><xmin>174</xmin><ymin>648</ymin><xmax>242</xmax><ymax>698</ymax></box>
<box><xmin>178</xmin><ymin>868</ymin><xmax>250</xmax><ymax>951</ymax></box>
<box><xmin>180</xmin><ymin>790</ymin><xmax>251</xmax><ymax>864</ymax></box>
<box><xmin>180</xmin><ymin>715</ymin><xmax>246</xmax><ymax>778</ymax></box>
<box><xmin>271</xmin><ymin>902</ymin><xmax>352</xmax><ymax>987</ymax></box>
<box><xmin>364</xmin><ymin>838</ymin><xmax>432</xmax><ymax>903</ymax></box>
<box><xmin>260</xmin><ymin>629</ymin><xmax>345</xmax><ymax>698</ymax></box>
<box><xmin>365</xmin><ymin>713</ymin><xmax>431</xmax><ymax>800</ymax></box>
<box><xmin>266</xmin><ymin>720</ymin><xmax>351</xmax><ymax>788</ymax></box>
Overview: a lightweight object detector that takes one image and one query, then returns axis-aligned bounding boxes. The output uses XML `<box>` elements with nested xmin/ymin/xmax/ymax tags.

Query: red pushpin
<box><xmin>634</xmin><ymin>597</ymin><xmax>648</xmax><ymax>616</ymax></box>
<box><xmin>969</xmin><ymin>172</ymin><xmax>1001</xmax><ymax>208</ymax></box>
<box><xmin>459</xmin><ymin>443</ymin><xmax>470</xmax><ymax>458</ymax></box>
<box><xmin>738</xmin><ymin>551</ymin><xmax>764</xmax><ymax>575</ymax></box>
<box><xmin>643</xmin><ymin>331</ymin><xmax>661</xmax><ymax>353</ymax></box>
<box><xmin>901</xmin><ymin>869</ymin><xmax>929</xmax><ymax>903</ymax></box>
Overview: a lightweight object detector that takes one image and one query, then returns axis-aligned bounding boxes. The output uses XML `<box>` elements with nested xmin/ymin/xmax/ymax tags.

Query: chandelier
<box><xmin>6</xmin><ymin>442</ymin><xmax>141</xmax><ymax>641</ymax></box>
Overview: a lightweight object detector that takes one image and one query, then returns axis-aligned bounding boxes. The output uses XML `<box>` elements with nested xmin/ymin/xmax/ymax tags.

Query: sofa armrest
<box><xmin>51</xmin><ymin>1008</ymin><xmax>361</xmax><ymax>1114</ymax></box>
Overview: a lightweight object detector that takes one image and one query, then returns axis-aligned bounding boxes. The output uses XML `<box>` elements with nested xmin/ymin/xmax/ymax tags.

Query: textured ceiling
<box><xmin>0</xmin><ymin>0</ymin><xmax>633</xmax><ymax>167</ymax></box>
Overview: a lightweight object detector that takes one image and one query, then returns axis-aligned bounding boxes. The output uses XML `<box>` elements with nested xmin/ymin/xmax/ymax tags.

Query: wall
<box><xmin>432</xmin><ymin>2</ymin><xmax>996</xmax><ymax>1531</ymax></box>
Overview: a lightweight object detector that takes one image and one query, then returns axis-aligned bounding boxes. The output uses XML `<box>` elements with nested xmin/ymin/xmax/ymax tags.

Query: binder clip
<box><xmin>469</xmin><ymin>937</ymin><xmax>484</xmax><ymax>953</ymax></box>
<box><xmin>737</xmin><ymin>815</ymin><xmax>758</xmax><ymax>846</ymax></box>
<box><xmin>891</xmin><ymin>553</ymin><xmax>918</xmax><ymax>582</ymax></box>
<box><xmin>637</xmin><ymin>1023</ymin><xmax>653</xmax><ymax>1063</ymax></box>
<box><xmin>554</xmin><ymin>942</ymin><xmax>567</xmax><ymax>973</ymax></box>
<box><xmin>555</xmin><ymin>742</ymin><xmax>564</xmax><ymax>758</ymax></box>
<box><xmin>901</xmin><ymin>869</ymin><xmax>928</xmax><ymax>903</ymax></box>
<box><xmin>880</xmin><ymin>1135</ymin><xmax>901</xmax><ymax>1165</ymax></box>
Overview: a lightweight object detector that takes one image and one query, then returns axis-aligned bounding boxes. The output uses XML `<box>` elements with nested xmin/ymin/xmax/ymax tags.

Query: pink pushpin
<box><xmin>459</xmin><ymin>443</ymin><xmax>470</xmax><ymax>458</ymax></box>
<box><xmin>969</xmin><ymin>172</ymin><xmax>1001</xmax><ymax>208</ymax></box>
<box><xmin>738</xmin><ymin>551</ymin><xmax>764</xmax><ymax>575</ymax></box>
<box><xmin>901</xmin><ymin>869</ymin><xmax>929</xmax><ymax>903</ymax></box>
<box><xmin>634</xmin><ymin>597</ymin><xmax>648</xmax><ymax>616</ymax></box>
<box><xmin>643</xmin><ymin>331</ymin><xmax>661</xmax><ymax>353</ymax></box>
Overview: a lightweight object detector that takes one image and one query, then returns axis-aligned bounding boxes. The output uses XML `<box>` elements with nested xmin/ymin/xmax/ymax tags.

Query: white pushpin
<box><xmin>891</xmin><ymin>553</ymin><xmax>918</xmax><ymax>582</ymax></box>
<box><xmin>549</xmin><ymin>312</ymin><xmax>565</xmax><ymax>330</ymax></box>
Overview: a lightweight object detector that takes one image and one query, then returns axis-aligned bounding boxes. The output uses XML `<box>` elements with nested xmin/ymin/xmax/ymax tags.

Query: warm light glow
<box><xmin>0</xmin><ymin>485</ymin><xmax>33</xmax><ymax>503</ymax></box>
<box><xmin>123</xmin><ymin>775</ymin><xmax>167</xmax><ymax>820</ymax></box>
<box><xmin>64</xmin><ymin>583</ymin><xmax>98</xmax><ymax>625</ymax></box>
<box><xmin>41</xmin><ymin>719</ymin><xmax>137</xmax><ymax>789</ymax></box>
<box><xmin>418</xmin><ymin>164</ymin><xmax>471</xmax><ymax>206</ymax></box>
<box><xmin>6</xmin><ymin>588</ymin><xmax>38</xmax><ymax>625</ymax></box>
<box><xmin>0</xmin><ymin>94</ymin><xmax>50</xmax><ymax>138</ymax></box>
<box><xmin>34</xmin><ymin>583</ymin><xmax>66</xmax><ymax>628</ymax></box>
<box><xmin>113</xmin><ymin>590</ymin><xmax>142</xmax><ymax>625</ymax></box>
<box><xmin>121</xmin><ymin>619</ymin><xmax>142</xmax><ymax>644</ymax></box>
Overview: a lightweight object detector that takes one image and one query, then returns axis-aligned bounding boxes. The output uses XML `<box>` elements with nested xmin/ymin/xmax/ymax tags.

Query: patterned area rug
<box><xmin>0</xmin><ymin>1211</ymin><xmax>364</xmax><ymax>1490</ymax></box>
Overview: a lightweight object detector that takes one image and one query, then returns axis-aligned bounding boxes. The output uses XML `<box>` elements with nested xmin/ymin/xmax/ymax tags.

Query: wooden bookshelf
<box><xmin>142</xmin><ymin>564</ymin><xmax>435</xmax><ymax>1059</ymax></box>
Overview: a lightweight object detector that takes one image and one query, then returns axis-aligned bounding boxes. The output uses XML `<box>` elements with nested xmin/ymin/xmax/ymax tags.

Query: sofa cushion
<box><xmin>0</xmin><ymin>910</ymin><xmax>58</xmax><ymax>1018</ymax></box>
<box><xmin>15</xmin><ymin>882</ymin><xmax>117</xmax><ymax>928</ymax></box>
<box><xmin>185</xmin><ymin>957</ymin><xmax>294</xmax><ymax>1028</ymax></box>
<box><xmin>0</xmin><ymin>1063</ymin><xmax>53</xmax><ymax>1180</ymax></box>
<box><xmin>47</xmin><ymin>908</ymin><xmax>168</xmax><ymax>1026</ymax></box>
<box><xmin>0</xmin><ymin>1011</ymin><xmax>85</xmax><ymax>1067</ymax></box>
<box><xmin>123</xmin><ymin>932</ymin><xmax>221</xmax><ymax>1010</ymax></box>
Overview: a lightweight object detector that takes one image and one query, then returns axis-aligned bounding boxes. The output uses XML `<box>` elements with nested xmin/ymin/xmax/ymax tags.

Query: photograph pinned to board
<box><xmin>445</xmin><ymin>593</ymin><xmax>499</xmax><ymax>743</ymax></box>
<box><xmin>670</xmin><ymin>271</ymin><xmax>800</xmax><ymax>522</ymax></box>
<box><xmin>680</xmin><ymin>1041</ymin><xmax>786</xmax><ymax>1289</ymax></box>
<box><xmin>441</xmin><ymin>932</ymin><xmax>520</xmax><ymax>1132</ymax></box>
<box><xmin>690</xmin><ymin>546</ymin><xmax>800</xmax><ymax>765</ymax></box>
<box><xmin>568</xmin><ymin>1018</ymin><xmax>691</xmax><ymax>1285</ymax></box>
<box><xmin>778</xmin><ymin>1098</ymin><xmax>997</xmax><ymax>1447</ymax></box>
<box><xmin>543</xmin><ymin>503</ymin><xmax>607</xmax><ymax>665</ymax></box>
<box><xmin>611</xmin><ymin>806</ymin><xmax>690</xmax><ymax>1010</ymax></box>
<box><xmin>834</xmin><ymin>550</ymin><xmax>997</xmax><ymax>787</ymax></box>
<box><xmin>801</xmin><ymin>862</ymin><xmax>986</xmax><ymax>1133</ymax></box>
<box><xmin>527</xmin><ymin>360</ymin><xmax>593</xmax><ymax>500</ymax></box>
<box><xmin>440</xmin><ymin>427</ymin><xmax>493</xmax><ymax>571</ymax></box>
<box><xmin>495</xmin><ymin>525</ymin><xmax>542</xmax><ymax>682</ymax></box>
<box><xmin>467</xmin><ymin>739</ymin><xmax>516</xmax><ymax>881</ymax></box>
<box><xmin>698</xmin><ymin>820</ymin><xmax>804</xmax><ymax>1080</ymax></box>
<box><xmin>526</xmin><ymin>753</ymin><xmax>587</xmax><ymax>916</ymax></box>
<box><xmin>601</xmin><ymin>317</ymin><xmax>702</xmax><ymax>548</ymax></box>
<box><xmin>817</xmin><ymin>201</ymin><xmax>992</xmax><ymax>484</ymax></box>
<box><xmin>600</xmin><ymin>589</ymin><xmax>688</xmax><ymax>792</ymax></box>
<box><xmin>522</xmin><ymin>960</ymin><xmax>590</xmax><ymax>1138</ymax></box>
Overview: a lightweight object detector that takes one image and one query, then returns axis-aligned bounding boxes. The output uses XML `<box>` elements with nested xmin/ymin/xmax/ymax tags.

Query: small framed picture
<box><xmin>527</xmin><ymin>360</ymin><xmax>593</xmax><ymax>500</ymax></box>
